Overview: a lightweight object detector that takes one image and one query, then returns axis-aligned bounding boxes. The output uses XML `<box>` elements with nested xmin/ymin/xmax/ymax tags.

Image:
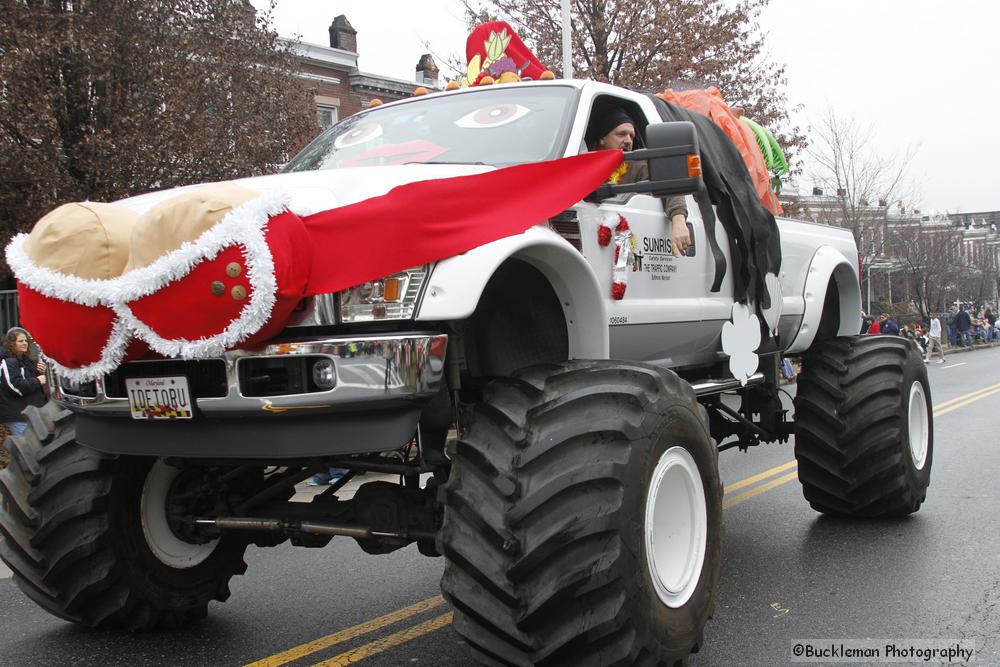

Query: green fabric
<box><xmin>739</xmin><ymin>117</ymin><xmax>788</xmax><ymax>175</ymax></box>
<box><xmin>740</xmin><ymin>116</ymin><xmax>773</xmax><ymax>167</ymax></box>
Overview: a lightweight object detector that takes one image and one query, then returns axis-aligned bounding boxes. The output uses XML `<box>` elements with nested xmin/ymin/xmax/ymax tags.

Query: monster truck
<box><xmin>0</xmin><ymin>79</ymin><xmax>932</xmax><ymax>664</ymax></box>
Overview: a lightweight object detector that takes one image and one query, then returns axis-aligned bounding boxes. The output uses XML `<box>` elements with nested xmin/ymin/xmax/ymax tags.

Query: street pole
<box><xmin>561</xmin><ymin>0</ymin><xmax>573</xmax><ymax>79</ymax></box>
<box><xmin>867</xmin><ymin>265</ymin><xmax>872</xmax><ymax>314</ymax></box>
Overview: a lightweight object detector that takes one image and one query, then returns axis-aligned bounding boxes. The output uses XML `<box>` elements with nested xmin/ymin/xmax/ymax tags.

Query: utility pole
<box><xmin>561</xmin><ymin>0</ymin><xmax>573</xmax><ymax>79</ymax></box>
<box><xmin>867</xmin><ymin>265</ymin><xmax>872</xmax><ymax>314</ymax></box>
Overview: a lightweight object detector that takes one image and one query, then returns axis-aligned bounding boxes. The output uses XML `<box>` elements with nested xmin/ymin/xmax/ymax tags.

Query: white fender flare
<box><xmin>416</xmin><ymin>226</ymin><xmax>609</xmax><ymax>359</ymax></box>
<box><xmin>786</xmin><ymin>245</ymin><xmax>863</xmax><ymax>353</ymax></box>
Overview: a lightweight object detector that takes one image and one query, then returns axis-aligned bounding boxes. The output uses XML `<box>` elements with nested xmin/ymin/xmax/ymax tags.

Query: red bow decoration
<box><xmin>8</xmin><ymin>151</ymin><xmax>622</xmax><ymax>381</ymax></box>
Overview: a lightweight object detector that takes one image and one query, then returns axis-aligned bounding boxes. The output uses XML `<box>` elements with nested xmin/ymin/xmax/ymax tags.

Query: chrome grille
<box><xmin>550</xmin><ymin>210</ymin><xmax>582</xmax><ymax>251</ymax></box>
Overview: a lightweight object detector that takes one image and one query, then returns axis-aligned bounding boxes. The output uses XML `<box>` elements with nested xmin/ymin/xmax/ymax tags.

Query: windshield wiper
<box><xmin>403</xmin><ymin>160</ymin><xmax>494</xmax><ymax>166</ymax></box>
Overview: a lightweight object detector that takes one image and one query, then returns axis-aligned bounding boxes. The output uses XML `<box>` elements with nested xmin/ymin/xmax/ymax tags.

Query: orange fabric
<box><xmin>656</xmin><ymin>87</ymin><xmax>782</xmax><ymax>215</ymax></box>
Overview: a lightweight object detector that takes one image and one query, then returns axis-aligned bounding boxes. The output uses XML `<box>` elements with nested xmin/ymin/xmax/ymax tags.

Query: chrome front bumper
<box><xmin>56</xmin><ymin>332</ymin><xmax>447</xmax><ymax>418</ymax></box>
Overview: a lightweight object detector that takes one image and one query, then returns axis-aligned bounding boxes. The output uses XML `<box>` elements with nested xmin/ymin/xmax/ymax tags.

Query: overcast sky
<box><xmin>252</xmin><ymin>1</ymin><xmax>1000</xmax><ymax>214</ymax></box>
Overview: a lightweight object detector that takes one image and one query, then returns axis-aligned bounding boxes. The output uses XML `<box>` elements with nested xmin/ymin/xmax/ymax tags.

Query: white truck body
<box><xmin>112</xmin><ymin>79</ymin><xmax>861</xmax><ymax>372</ymax></box>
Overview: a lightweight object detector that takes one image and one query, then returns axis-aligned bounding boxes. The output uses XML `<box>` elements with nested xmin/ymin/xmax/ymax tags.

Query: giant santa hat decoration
<box><xmin>7</xmin><ymin>151</ymin><xmax>623</xmax><ymax>381</ymax></box>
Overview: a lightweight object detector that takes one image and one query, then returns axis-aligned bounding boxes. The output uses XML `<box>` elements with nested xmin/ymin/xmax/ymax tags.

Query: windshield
<box><xmin>284</xmin><ymin>85</ymin><xmax>577</xmax><ymax>172</ymax></box>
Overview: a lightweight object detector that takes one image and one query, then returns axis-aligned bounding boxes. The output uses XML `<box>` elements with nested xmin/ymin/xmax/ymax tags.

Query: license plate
<box><xmin>126</xmin><ymin>376</ymin><xmax>193</xmax><ymax>420</ymax></box>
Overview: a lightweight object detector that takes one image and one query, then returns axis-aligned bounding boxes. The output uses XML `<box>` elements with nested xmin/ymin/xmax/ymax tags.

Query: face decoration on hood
<box><xmin>333</xmin><ymin>100</ymin><xmax>538</xmax><ymax>169</ymax></box>
<box><xmin>453</xmin><ymin>103</ymin><xmax>532</xmax><ymax>129</ymax></box>
<box><xmin>338</xmin><ymin>140</ymin><xmax>450</xmax><ymax>169</ymax></box>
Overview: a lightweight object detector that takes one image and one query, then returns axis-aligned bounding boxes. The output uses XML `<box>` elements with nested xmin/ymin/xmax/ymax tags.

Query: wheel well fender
<box><xmin>416</xmin><ymin>226</ymin><xmax>608</xmax><ymax>359</ymax></box>
<box><xmin>786</xmin><ymin>245</ymin><xmax>863</xmax><ymax>353</ymax></box>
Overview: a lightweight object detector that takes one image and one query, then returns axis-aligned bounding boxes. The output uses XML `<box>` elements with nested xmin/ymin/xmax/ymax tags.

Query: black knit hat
<box><xmin>585</xmin><ymin>106</ymin><xmax>635</xmax><ymax>148</ymax></box>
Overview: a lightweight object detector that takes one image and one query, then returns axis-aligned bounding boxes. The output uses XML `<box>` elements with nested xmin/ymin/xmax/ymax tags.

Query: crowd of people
<box><xmin>860</xmin><ymin>304</ymin><xmax>999</xmax><ymax>364</ymax></box>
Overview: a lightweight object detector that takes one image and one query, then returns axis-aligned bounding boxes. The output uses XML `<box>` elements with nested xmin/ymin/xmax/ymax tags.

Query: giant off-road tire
<box><xmin>439</xmin><ymin>361</ymin><xmax>722</xmax><ymax>666</ymax></box>
<box><xmin>794</xmin><ymin>335</ymin><xmax>932</xmax><ymax>517</ymax></box>
<box><xmin>0</xmin><ymin>402</ymin><xmax>249</xmax><ymax>630</ymax></box>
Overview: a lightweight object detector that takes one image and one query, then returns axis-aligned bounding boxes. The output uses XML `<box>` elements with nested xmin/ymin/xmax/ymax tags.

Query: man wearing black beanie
<box><xmin>586</xmin><ymin>105</ymin><xmax>691</xmax><ymax>256</ymax></box>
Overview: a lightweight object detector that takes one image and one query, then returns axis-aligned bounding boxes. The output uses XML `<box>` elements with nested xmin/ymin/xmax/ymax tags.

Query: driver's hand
<box><xmin>671</xmin><ymin>215</ymin><xmax>691</xmax><ymax>257</ymax></box>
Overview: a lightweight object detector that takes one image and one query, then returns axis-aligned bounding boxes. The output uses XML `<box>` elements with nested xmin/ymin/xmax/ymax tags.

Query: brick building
<box><xmin>287</xmin><ymin>15</ymin><xmax>441</xmax><ymax>130</ymax></box>
<box><xmin>781</xmin><ymin>185</ymin><xmax>1000</xmax><ymax>310</ymax></box>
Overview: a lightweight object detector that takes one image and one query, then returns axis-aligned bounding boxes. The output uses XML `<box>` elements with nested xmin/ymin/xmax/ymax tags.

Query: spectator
<box><xmin>926</xmin><ymin>315</ymin><xmax>945</xmax><ymax>363</ymax></box>
<box><xmin>308</xmin><ymin>467</ymin><xmax>349</xmax><ymax>486</ymax></box>
<box><xmin>945</xmin><ymin>306</ymin><xmax>958</xmax><ymax>346</ymax></box>
<box><xmin>867</xmin><ymin>317</ymin><xmax>881</xmax><ymax>334</ymax></box>
<box><xmin>860</xmin><ymin>311</ymin><xmax>873</xmax><ymax>334</ymax></box>
<box><xmin>954</xmin><ymin>305</ymin><xmax>972</xmax><ymax>347</ymax></box>
<box><xmin>1</xmin><ymin>328</ymin><xmax>48</xmax><ymax>436</ymax></box>
<box><xmin>881</xmin><ymin>313</ymin><xmax>900</xmax><ymax>336</ymax></box>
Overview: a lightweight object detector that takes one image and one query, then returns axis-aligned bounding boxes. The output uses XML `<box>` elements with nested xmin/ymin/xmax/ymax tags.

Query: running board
<box><xmin>690</xmin><ymin>372</ymin><xmax>765</xmax><ymax>396</ymax></box>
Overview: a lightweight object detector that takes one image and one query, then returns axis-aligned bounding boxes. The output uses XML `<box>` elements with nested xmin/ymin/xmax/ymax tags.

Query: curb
<box><xmin>941</xmin><ymin>341</ymin><xmax>1000</xmax><ymax>355</ymax></box>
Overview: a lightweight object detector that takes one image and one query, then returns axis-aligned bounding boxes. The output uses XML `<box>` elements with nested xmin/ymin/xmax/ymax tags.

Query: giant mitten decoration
<box><xmin>7</xmin><ymin>151</ymin><xmax>623</xmax><ymax>380</ymax></box>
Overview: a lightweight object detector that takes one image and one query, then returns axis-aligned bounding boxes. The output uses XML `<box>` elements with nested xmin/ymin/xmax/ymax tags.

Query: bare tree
<box><xmin>0</xmin><ymin>0</ymin><xmax>317</xmax><ymax>280</ymax></box>
<box><xmin>888</xmin><ymin>222</ymin><xmax>963</xmax><ymax>321</ymax></box>
<box><xmin>806</xmin><ymin>108</ymin><xmax>919</xmax><ymax>286</ymax></box>
<box><xmin>461</xmin><ymin>0</ymin><xmax>804</xmax><ymax>157</ymax></box>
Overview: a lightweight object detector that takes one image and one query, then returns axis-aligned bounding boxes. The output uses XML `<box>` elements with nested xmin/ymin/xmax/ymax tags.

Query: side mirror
<box><xmin>586</xmin><ymin>121</ymin><xmax>702</xmax><ymax>201</ymax></box>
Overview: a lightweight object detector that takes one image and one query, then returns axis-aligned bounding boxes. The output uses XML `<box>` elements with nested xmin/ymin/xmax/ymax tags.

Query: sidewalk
<box><xmin>939</xmin><ymin>339</ymin><xmax>1000</xmax><ymax>356</ymax></box>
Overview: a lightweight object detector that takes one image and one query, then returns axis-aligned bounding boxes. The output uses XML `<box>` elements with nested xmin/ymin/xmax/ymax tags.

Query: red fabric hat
<box><xmin>464</xmin><ymin>21</ymin><xmax>548</xmax><ymax>85</ymax></box>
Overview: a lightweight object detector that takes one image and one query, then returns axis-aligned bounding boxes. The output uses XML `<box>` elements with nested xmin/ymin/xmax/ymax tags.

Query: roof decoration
<box><xmin>462</xmin><ymin>20</ymin><xmax>552</xmax><ymax>87</ymax></box>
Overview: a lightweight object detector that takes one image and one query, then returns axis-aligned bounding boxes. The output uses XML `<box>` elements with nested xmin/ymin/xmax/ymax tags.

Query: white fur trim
<box><xmin>6</xmin><ymin>234</ymin><xmax>107</xmax><ymax>307</ymax></box>
<box><xmin>5</xmin><ymin>192</ymin><xmax>290</xmax><ymax>381</ymax></box>
<box><xmin>42</xmin><ymin>318</ymin><xmax>132</xmax><ymax>384</ymax></box>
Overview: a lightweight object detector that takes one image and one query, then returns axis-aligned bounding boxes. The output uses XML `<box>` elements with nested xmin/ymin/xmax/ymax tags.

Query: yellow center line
<box><xmin>933</xmin><ymin>386</ymin><xmax>1000</xmax><ymax>417</ymax></box>
<box><xmin>723</xmin><ymin>460</ymin><xmax>797</xmax><ymax>495</ymax></box>
<box><xmin>932</xmin><ymin>382</ymin><xmax>1000</xmax><ymax>409</ymax></box>
<box><xmin>723</xmin><ymin>470</ymin><xmax>800</xmax><ymax>509</ymax></box>
<box><xmin>312</xmin><ymin>612</ymin><xmax>455</xmax><ymax>667</ymax></box>
<box><xmin>250</xmin><ymin>380</ymin><xmax>1000</xmax><ymax>666</ymax></box>
<box><xmin>243</xmin><ymin>595</ymin><xmax>445</xmax><ymax>667</ymax></box>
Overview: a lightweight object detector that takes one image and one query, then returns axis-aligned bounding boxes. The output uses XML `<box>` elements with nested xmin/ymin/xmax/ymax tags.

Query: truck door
<box><xmin>570</xmin><ymin>91</ymin><xmax>736</xmax><ymax>368</ymax></box>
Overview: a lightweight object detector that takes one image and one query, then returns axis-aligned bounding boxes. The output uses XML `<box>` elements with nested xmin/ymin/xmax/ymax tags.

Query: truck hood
<box><xmin>114</xmin><ymin>164</ymin><xmax>496</xmax><ymax>215</ymax></box>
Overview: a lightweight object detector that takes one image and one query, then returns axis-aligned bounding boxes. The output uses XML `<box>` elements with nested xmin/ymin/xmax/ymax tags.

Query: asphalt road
<box><xmin>1</xmin><ymin>347</ymin><xmax>999</xmax><ymax>666</ymax></box>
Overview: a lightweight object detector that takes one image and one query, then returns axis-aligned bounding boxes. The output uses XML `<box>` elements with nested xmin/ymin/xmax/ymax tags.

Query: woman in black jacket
<box><xmin>1</xmin><ymin>328</ymin><xmax>47</xmax><ymax>436</ymax></box>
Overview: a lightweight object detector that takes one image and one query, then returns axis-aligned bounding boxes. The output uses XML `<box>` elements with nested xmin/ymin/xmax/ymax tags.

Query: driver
<box><xmin>585</xmin><ymin>107</ymin><xmax>692</xmax><ymax>257</ymax></box>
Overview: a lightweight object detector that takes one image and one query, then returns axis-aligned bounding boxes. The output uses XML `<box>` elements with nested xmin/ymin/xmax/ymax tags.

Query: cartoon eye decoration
<box><xmin>334</xmin><ymin>122</ymin><xmax>383</xmax><ymax>148</ymax></box>
<box><xmin>454</xmin><ymin>103</ymin><xmax>531</xmax><ymax>129</ymax></box>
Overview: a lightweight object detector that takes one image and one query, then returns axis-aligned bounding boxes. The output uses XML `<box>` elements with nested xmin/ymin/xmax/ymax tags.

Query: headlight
<box><xmin>339</xmin><ymin>265</ymin><xmax>427</xmax><ymax>323</ymax></box>
<box><xmin>311</xmin><ymin>359</ymin><xmax>336</xmax><ymax>389</ymax></box>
